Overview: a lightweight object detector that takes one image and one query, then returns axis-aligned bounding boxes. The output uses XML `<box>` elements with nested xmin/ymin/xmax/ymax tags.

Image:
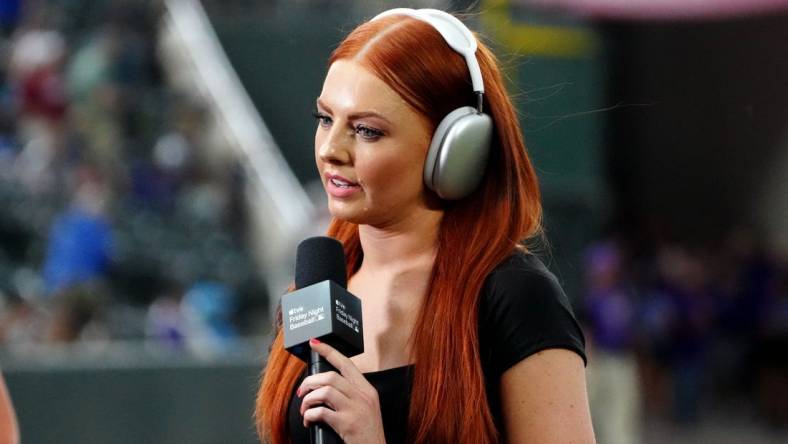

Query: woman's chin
<box><xmin>327</xmin><ymin>201</ymin><xmax>372</xmax><ymax>224</ymax></box>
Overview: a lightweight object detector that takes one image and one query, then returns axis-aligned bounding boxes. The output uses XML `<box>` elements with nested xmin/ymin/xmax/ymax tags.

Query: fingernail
<box><xmin>296</xmin><ymin>387</ymin><xmax>301</xmax><ymax>397</ymax></box>
<box><xmin>310</xmin><ymin>338</ymin><xmax>321</xmax><ymax>345</ymax></box>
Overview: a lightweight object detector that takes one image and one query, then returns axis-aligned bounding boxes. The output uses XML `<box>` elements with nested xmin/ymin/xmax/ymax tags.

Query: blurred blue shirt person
<box><xmin>42</xmin><ymin>178</ymin><xmax>112</xmax><ymax>295</ymax></box>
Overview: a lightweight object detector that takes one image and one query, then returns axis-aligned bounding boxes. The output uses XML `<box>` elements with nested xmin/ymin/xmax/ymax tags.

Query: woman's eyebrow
<box><xmin>316</xmin><ymin>97</ymin><xmax>332</xmax><ymax>113</ymax></box>
<box><xmin>316</xmin><ymin>98</ymin><xmax>391</xmax><ymax>125</ymax></box>
<box><xmin>347</xmin><ymin>110</ymin><xmax>391</xmax><ymax>125</ymax></box>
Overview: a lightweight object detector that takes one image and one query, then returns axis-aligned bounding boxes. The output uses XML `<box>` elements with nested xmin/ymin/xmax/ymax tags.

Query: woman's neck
<box><xmin>356</xmin><ymin>207</ymin><xmax>442</xmax><ymax>273</ymax></box>
<box><xmin>349</xmin><ymin>208</ymin><xmax>442</xmax><ymax>372</ymax></box>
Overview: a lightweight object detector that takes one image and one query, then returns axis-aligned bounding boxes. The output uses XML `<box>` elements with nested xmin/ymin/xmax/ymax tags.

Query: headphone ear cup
<box><xmin>424</xmin><ymin>106</ymin><xmax>493</xmax><ymax>200</ymax></box>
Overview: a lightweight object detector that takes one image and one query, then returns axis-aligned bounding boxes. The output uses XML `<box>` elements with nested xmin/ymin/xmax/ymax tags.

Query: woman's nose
<box><xmin>317</xmin><ymin>128</ymin><xmax>353</xmax><ymax>165</ymax></box>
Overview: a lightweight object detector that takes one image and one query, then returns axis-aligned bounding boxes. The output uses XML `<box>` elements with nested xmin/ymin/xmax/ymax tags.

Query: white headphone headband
<box><xmin>370</xmin><ymin>8</ymin><xmax>485</xmax><ymax>94</ymax></box>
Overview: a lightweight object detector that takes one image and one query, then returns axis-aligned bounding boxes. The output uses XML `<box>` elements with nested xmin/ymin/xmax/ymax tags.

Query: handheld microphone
<box><xmin>282</xmin><ymin>237</ymin><xmax>364</xmax><ymax>444</ymax></box>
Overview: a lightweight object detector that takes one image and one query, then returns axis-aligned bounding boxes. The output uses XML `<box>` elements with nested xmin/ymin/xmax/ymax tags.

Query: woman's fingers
<box><xmin>303</xmin><ymin>406</ymin><xmax>340</xmax><ymax>429</ymax></box>
<box><xmin>298</xmin><ymin>370</ymin><xmax>355</xmax><ymax>399</ymax></box>
<box><xmin>308</xmin><ymin>338</ymin><xmax>366</xmax><ymax>385</ymax></box>
<box><xmin>300</xmin><ymin>385</ymin><xmax>350</xmax><ymax>416</ymax></box>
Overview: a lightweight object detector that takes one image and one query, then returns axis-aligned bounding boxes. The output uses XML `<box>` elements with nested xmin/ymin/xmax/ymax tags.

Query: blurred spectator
<box><xmin>18</xmin><ymin>35</ymin><xmax>67</xmax><ymax>126</ymax></box>
<box><xmin>181</xmin><ymin>281</ymin><xmax>238</xmax><ymax>356</ymax></box>
<box><xmin>584</xmin><ymin>239</ymin><xmax>642</xmax><ymax>444</ymax></box>
<box><xmin>42</xmin><ymin>167</ymin><xmax>112</xmax><ymax>295</ymax></box>
<box><xmin>0</xmin><ymin>288</ymin><xmax>41</xmax><ymax>345</ymax></box>
<box><xmin>145</xmin><ymin>281</ymin><xmax>238</xmax><ymax>357</ymax></box>
<box><xmin>657</xmin><ymin>246</ymin><xmax>714</xmax><ymax>424</ymax></box>
<box><xmin>130</xmin><ymin>100</ymin><xmax>200</xmax><ymax>211</ymax></box>
<box><xmin>638</xmin><ymin>280</ymin><xmax>675</xmax><ymax>417</ymax></box>
<box><xmin>145</xmin><ymin>285</ymin><xmax>187</xmax><ymax>350</ymax></box>
<box><xmin>9</xmin><ymin>26</ymin><xmax>68</xmax><ymax>194</ymax></box>
<box><xmin>66</xmin><ymin>23</ymin><xmax>126</xmax><ymax>184</ymax></box>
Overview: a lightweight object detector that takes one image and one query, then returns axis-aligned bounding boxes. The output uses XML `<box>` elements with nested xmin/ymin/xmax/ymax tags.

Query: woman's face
<box><xmin>314</xmin><ymin>60</ymin><xmax>434</xmax><ymax>226</ymax></box>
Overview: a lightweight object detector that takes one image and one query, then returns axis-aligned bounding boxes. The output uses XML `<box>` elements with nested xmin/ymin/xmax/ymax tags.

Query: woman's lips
<box><xmin>325</xmin><ymin>173</ymin><xmax>360</xmax><ymax>198</ymax></box>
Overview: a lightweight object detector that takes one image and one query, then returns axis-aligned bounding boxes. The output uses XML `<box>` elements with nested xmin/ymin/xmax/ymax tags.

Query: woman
<box><xmin>256</xmin><ymin>8</ymin><xmax>594</xmax><ymax>444</ymax></box>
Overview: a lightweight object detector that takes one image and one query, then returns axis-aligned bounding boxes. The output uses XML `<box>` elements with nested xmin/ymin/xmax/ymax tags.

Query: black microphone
<box><xmin>282</xmin><ymin>237</ymin><xmax>364</xmax><ymax>444</ymax></box>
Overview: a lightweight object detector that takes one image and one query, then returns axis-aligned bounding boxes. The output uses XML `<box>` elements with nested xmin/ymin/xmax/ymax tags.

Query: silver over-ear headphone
<box><xmin>371</xmin><ymin>8</ymin><xmax>493</xmax><ymax>200</ymax></box>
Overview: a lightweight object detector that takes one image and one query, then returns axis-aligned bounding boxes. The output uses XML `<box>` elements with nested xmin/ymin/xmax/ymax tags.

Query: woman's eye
<box><xmin>355</xmin><ymin>124</ymin><xmax>384</xmax><ymax>141</ymax></box>
<box><xmin>312</xmin><ymin>111</ymin><xmax>332</xmax><ymax>127</ymax></box>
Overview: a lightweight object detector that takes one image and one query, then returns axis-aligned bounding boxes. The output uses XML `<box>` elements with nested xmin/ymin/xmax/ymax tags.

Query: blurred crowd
<box><xmin>0</xmin><ymin>0</ymin><xmax>267</xmax><ymax>356</ymax></box>
<box><xmin>583</xmin><ymin>231</ymin><xmax>788</xmax><ymax>443</ymax></box>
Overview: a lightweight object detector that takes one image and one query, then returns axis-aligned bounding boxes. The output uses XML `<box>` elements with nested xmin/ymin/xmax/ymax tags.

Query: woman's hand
<box><xmin>297</xmin><ymin>338</ymin><xmax>386</xmax><ymax>444</ymax></box>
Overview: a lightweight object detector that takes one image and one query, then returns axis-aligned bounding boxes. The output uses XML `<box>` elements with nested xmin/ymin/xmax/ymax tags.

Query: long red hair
<box><xmin>256</xmin><ymin>13</ymin><xmax>542</xmax><ymax>444</ymax></box>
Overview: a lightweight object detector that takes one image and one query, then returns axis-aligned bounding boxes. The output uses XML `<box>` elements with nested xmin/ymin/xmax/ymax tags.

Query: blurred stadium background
<box><xmin>0</xmin><ymin>0</ymin><xmax>787</xmax><ymax>443</ymax></box>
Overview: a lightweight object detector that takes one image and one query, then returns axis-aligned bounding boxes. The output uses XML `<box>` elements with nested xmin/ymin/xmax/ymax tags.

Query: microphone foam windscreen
<box><xmin>295</xmin><ymin>236</ymin><xmax>347</xmax><ymax>289</ymax></box>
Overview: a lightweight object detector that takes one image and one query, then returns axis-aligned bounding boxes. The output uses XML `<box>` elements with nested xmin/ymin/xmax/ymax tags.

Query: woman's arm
<box><xmin>500</xmin><ymin>348</ymin><xmax>595</xmax><ymax>444</ymax></box>
<box><xmin>0</xmin><ymin>372</ymin><xmax>20</xmax><ymax>444</ymax></box>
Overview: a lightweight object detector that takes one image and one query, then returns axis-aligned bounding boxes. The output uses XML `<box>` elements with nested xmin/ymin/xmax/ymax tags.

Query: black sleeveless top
<box><xmin>286</xmin><ymin>252</ymin><xmax>586</xmax><ymax>443</ymax></box>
